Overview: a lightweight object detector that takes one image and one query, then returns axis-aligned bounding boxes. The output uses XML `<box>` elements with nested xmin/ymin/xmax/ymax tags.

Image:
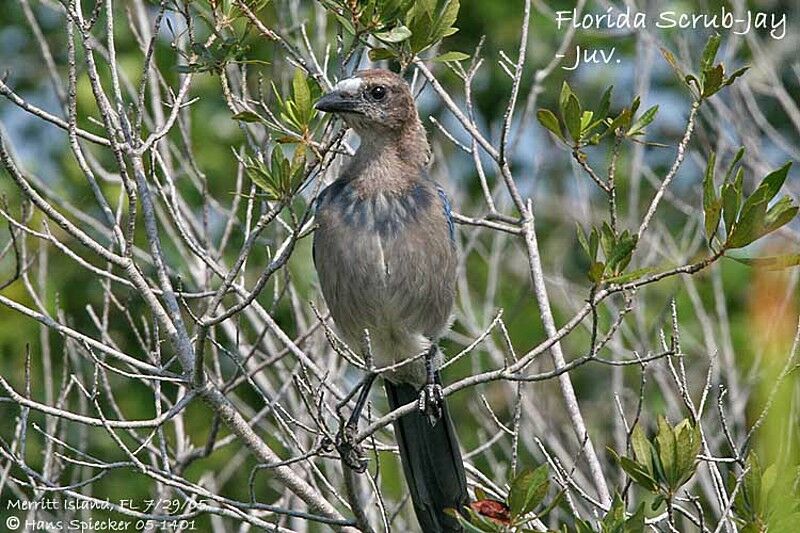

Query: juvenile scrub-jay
<box><xmin>313</xmin><ymin>69</ymin><xmax>468</xmax><ymax>532</ymax></box>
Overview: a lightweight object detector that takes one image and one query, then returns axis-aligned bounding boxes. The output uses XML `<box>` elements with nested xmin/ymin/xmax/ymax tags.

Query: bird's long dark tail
<box><xmin>385</xmin><ymin>374</ymin><xmax>468</xmax><ymax>532</ymax></box>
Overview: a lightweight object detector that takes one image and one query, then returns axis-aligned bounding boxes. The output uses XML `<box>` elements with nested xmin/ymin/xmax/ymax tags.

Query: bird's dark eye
<box><xmin>370</xmin><ymin>85</ymin><xmax>387</xmax><ymax>100</ymax></box>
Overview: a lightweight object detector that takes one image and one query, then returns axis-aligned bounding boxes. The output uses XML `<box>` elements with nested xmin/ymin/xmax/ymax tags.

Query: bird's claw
<box><xmin>336</xmin><ymin>424</ymin><xmax>368</xmax><ymax>473</ymax></box>
<box><xmin>418</xmin><ymin>383</ymin><xmax>444</xmax><ymax>424</ymax></box>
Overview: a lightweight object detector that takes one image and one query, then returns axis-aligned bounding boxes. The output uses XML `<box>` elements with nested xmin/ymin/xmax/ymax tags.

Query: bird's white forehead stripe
<box><xmin>334</xmin><ymin>77</ymin><xmax>362</xmax><ymax>93</ymax></box>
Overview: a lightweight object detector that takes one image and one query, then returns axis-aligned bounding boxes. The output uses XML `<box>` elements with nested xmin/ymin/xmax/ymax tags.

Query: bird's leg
<box><xmin>418</xmin><ymin>344</ymin><xmax>444</xmax><ymax>424</ymax></box>
<box><xmin>335</xmin><ymin>372</ymin><xmax>377</xmax><ymax>473</ymax></box>
<box><xmin>347</xmin><ymin>372</ymin><xmax>377</xmax><ymax>427</ymax></box>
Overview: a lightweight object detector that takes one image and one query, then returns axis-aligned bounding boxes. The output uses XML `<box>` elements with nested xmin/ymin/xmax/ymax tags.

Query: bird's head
<box><xmin>314</xmin><ymin>69</ymin><xmax>418</xmax><ymax>138</ymax></box>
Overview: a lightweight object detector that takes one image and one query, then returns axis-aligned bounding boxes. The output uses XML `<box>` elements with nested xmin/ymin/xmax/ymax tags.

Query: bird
<box><xmin>312</xmin><ymin>68</ymin><xmax>468</xmax><ymax>532</ymax></box>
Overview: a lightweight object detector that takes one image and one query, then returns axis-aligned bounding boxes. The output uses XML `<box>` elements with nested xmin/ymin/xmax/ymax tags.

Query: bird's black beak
<box><xmin>314</xmin><ymin>91</ymin><xmax>361</xmax><ymax>114</ymax></box>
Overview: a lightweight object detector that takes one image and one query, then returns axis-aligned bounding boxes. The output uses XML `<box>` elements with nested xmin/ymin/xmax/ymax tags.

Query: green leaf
<box><xmin>403</xmin><ymin>0</ymin><xmax>422</xmax><ymax>26</ymax></box>
<box><xmin>760</xmin><ymin>162</ymin><xmax>793</xmax><ymax>202</ymax></box>
<box><xmin>700</xmin><ymin>34</ymin><xmax>721</xmax><ymax>71</ymax></box>
<box><xmin>584</xmin><ymin>88</ymin><xmax>613</xmax><ymax>136</ymax></box>
<box><xmin>564</xmin><ymin>94</ymin><xmax>582</xmax><ymax>143</ymax></box>
<box><xmin>725</xmin><ymin>166</ymin><xmax>745</xmax><ymax>233</ymax></box>
<box><xmin>573</xmin><ymin>519</ymin><xmax>596</xmax><ymax>533</ymax></box>
<box><xmin>576</xmin><ymin>224</ymin><xmax>591</xmax><ymax>258</ymax></box>
<box><xmin>441</xmin><ymin>26</ymin><xmax>459</xmax><ymax>37</ymax></box>
<box><xmin>417</xmin><ymin>0</ymin><xmax>437</xmax><ymax>18</ymax></box>
<box><xmin>292</xmin><ymin>68</ymin><xmax>311</xmax><ymax>123</ymax></box>
<box><xmin>630</xmin><ymin>425</ymin><xmax>651</xmax><ymax>471</ymax></box>
<box><xmin>730</xmin><ymin>254</ymin><xmax>800</xmax><ymax>271</ymax></box>
<box><xmin>588</xmin><ymin>261</ymin><xmax>605</xmax><ymax>283</ymax></box>
<box><xmin>369</xmin><ymin>47</ymin><xmax>397</xmax><ymax>61</ymax></box>
<box><xmin>660</xmin><ymin>47</ymin><xmax>686</xmax><ymax>83</ymax></box>
<box><xmin>722</xmin><ymin>182</ymin><xmax>738</xmax><ymax>235</ymax></box>
<box><xmin>654</xmin><ymin>415</ymin><xmax>678</xmax><ymax>487</ymax></box>
<box><xmin>247</xmin><ymin>169</ymin><xmax>271</xmax><ymax>194</ymax></box>
<box><xmin>721</xmin><ymin>150</ymin><xmax>745</xmax><ymax>232</ymax></box>
<box><xmin>408</xmin><ymin>6</ymin><xmax>433</xmax><ymax>53</ymax></box>
<box><xmin>723</xmin><ymin>147</ymin><xmax>746</xmax><ymax>184</ymax></box>
<box><xmin>537</xmin><ymin>109</ymin><xmax>563</xmax><ymax>141</ymax></box>
<box><xmin>727</xmin><ymin>195</ymin><xmax>768</xmax><ymax>249</ymax></box>
<box><xmin>360</xmin><ymin>1</ymin><xmax>375</xmax><ymax>25</ymax></box>
<box><xmin>733</xmin><ymin>165</ymin><xmax>744</xmax><ymax>192</ymax></box>
<box><xmin>760</xmin><ymin>464</ymin><xmax>777</xmax><ymax>507</ymax></box>
<box><xmin>431</xmin><ymin>0</ymin><xmax>460</xmax><ymax>41</ymax></box>
<box><xmin>432</xmin><ymin>51</ymin><xmax>470</xmax><ymax>62</ymax></box>
<box><xmin>625</xmin><ymin>502</ymin><xmax>646</xmax><ymax>533</ymax></box>
<box><xmin>333</xmin><ymin>12</ymin><xmax>356</xmax><ymax>34</ymax></box>
<box><xmin>244</xmin><ymin>145</ymin><xmax>302</xmax><ymax>201</ymax></box>
<box><xmin>703</xmin><ymin>152</ymin><xmax>721</xmax><ymax>242</ymax></box>
<box><xmin>733</xmin><ymin>452</ymin><xmax>763</xmax><ymax>521</ymax></box>
<box><xmin>599</xmin><ymin>494</ymin><xmax>645</xmax><ymax>533</ymax></box>
<box><xmin>589</xmin><ymin>228</ymin><xmax>599</xmax><ymax>260</ymax></box>
<box><xmin>651</xmin><ymin>494</ymin><xmax>665</xmax><ymax>512</ymax></box>
<box><xmin>673</xmin><ymin>419</ymin><xmax>700</xmax><ymax>486</ymax></box>
<box><xmin>237</xmin><ymin>58</ymin><xmax>270</xmax><ymax>67</ymax></box>
<box><xmin>764</xmin><ymin>196</ymin><xmax>799</xmax><ymax>234</ymax></box>
<box><xmin>290</xmin><ymin>143</ymin><xmax>307</xmax><ymax>177</ymax></box>
<box><xmin>231</xmin><ymin>110</ymin><xmax>262</xmax><ymax>123</ymax></box>
<box><xmin>619</xmin><ymin>456</ymin><xmax>659</xmax><ymax>492</ymax></box>
<box><xmin>245</xmin><ymin>155</ymin><xmax>280</xmax><ymax>199</ymax></box>
<box><xmin>559</xmin><ymin>82</ymin><xmax>573</xmax><ymax>118</ymax></box>
<box><xmin>580</xmin><ymin>110</ymin><xmax>594</xmax><ymax>132</ymax></box>
<box><xmin>606</xmin><ymin>232</ymin><xmax>637</xmax><ymax>274</ymax></box>
<box><xmin>605</xmin><ymin>108</ymin><xmax>631</xmax><ymax>134</ymax></box>
<box><xmin>739</xmin><ymin>524</ymin><xmax>761</xmax><ymax>533</ymax></box>
<box><xmin>270</xmin><ymin>146</ymin><xmax>283</xmax><ymax>176</ymax></box>
<box><xmin>508</xmin><ymin>465</ymin><xmax>549</xmax><ymax>519</ymax></box>
<box><xmin>376</xmin><ymin>24</ymin><xmax>412</xmax><ymax>43</ymax></box>
<box><xmin>602</xmin><ymin>267</ymin><xmax>653</xmax><ymax>284</ymax></box>
<box><xmin>597</xmin><ymin>86</ymin><xmax>613</xmax><ymax>120</ymax></box>
<box><xmin>702</xmin><ymin>64</ymin><xmax>724</xmax><ymax>98</ymax></box>
<box><xmin>727</xmin><ymin>161</ymin><xmax>794</xmax><ymax>248</ymax></box>
<box><xmin>599</xmin><ymin>222</ymin><xmax>615</xmax><ymax>259</ymax></box>
<box><xmin>630</xmin><ymin>95</ymin><xmax>640</xmax><ymax>117</ymax></box>
<box><xmin>705</xmin><ymin>201</ymin><xmax>722</xmax><ymax>243</ymax></box>
<box><xmin>627</xmin><ymin>105</ymin><xmax>658</xmax><ymax>136</ymax></box>
<box><xmin>723</xmin><ymin>66</ymin><xmax>749</xmax><ymax>88</ymax></box>
<box><xmin>601</xmin><ymin>494</ymin><xmax>626</xmax><ymax>530</ymax></box>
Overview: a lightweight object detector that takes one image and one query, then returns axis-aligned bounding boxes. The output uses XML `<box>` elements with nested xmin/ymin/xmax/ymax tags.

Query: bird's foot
<box><xmin>418</xmin><ymin>383</ymin><xmax>444</xmax><ymax>425</ymax></box>
<box><xmin>336</xmin><ymin>424</ymin><xmax>368</xmax><ymax>473</ymax></box>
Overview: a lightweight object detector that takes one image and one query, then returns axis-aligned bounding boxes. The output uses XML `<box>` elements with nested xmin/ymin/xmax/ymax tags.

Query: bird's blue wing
<box><xmin>436</xmin><ymin>186</ymin><xmax>455</xmax><ymax>244</ymax></box>
<box><xmin>311</xmin><ymin>184</ymin><xmax>334</xmax><ymax>272</ymax></box>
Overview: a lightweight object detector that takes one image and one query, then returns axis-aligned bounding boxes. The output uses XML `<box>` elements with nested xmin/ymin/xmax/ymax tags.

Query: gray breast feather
<box><xmin>313</xmin><ymin>179</ymin><xmax>456</xmax><ymax>370</ymax></box>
